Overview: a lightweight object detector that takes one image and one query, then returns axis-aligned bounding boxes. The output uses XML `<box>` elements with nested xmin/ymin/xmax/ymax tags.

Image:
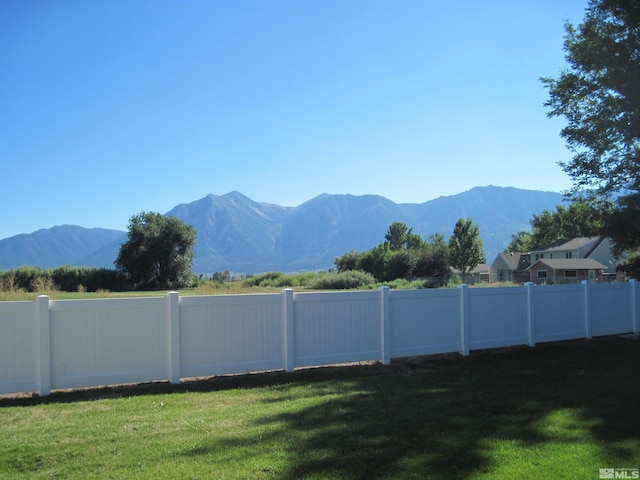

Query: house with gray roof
<box><xmin>526</xmin><ymin>258</ymin><xmax>607</xmax><ymax>284</ymax></box>
<box><xmin>491</xmin><ymin>252</ymin><xmax>531</xmax><ymax>283</ymax></box>
<box><xmin>490</xmin><ymin>237</ymin><xmax>620</xmax><ymax>284</ymax></box>
<box><xmin>529</xmin><ymin>237</ymin><xmax>618</xmax><ymax>276</ymax></box>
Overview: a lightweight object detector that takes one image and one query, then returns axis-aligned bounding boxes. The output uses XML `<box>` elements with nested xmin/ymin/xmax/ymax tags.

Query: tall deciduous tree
<box><xmin>542</xmin><ymin>0</ymin><xmax>640</xmax><ymax>275</ymax></box>
<box><xmin>506</xmin><ymin>197</ymin><xmax>614</xmax><ymax>252</ymax></box>
<box><xmin>542</xmin><ymin>0</ymin><xmax>640</xmax><ymax>195</ymax></box>
<box><xmin>384</xmin><ymin>222</ymin><xmax>424</xmax><ymax>251</ymax></box>
<box><xmin>115</xmin><ymin>211</ymin><xmax>196</xmax><ymax>289</ymax></box>
<box><xmin>448</xmin><ymin>218</ymin><xmax>484</xmax><ymax>283</ymax></box>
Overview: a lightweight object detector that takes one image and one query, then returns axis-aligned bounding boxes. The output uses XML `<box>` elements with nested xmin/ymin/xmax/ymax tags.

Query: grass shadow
<box><xmin>187</xmin><ymin>337</ymin><xmax>640</xmax><ymax>478</ymax></box>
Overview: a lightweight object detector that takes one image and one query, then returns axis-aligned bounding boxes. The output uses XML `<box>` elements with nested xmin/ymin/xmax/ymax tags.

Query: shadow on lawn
<box><xmin>206</xmin><ymin>337</ymin><xmax>640</xmax><ymax>479</ymax></box>
<box><xmin>2</xmin><ymin>337</ymin><xmax>639</xmax><ymax>478</ymax></box>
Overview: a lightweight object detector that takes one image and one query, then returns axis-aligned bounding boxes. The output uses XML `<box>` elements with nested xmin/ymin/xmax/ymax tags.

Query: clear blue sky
<box><xmin>1</xmin><ymin>0</ymin><xmax>588</xmax><ymax>239</ymax></box>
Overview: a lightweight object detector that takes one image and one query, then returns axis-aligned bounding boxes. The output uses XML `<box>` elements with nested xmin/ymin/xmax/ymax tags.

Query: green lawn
<box><xmin>1</xmin><ymin>336</ymin><xmax>639</xmax><ymax>479</ymax></box>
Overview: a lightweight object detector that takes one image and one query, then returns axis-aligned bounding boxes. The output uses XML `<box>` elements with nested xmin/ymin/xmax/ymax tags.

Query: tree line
<box><xmin>0</xmin><ymin>266</ymin><xmax>129</xmax><ymax>293</ymax></box>
<box><xmin>0</xmin><ymin>216</ymin><xmax>486</xmax><ymax>293</ymax></box>
<box><xmin>335</xmin><ymin>219</ymin><xmax>484</xmax><ymax>284</ymax></box>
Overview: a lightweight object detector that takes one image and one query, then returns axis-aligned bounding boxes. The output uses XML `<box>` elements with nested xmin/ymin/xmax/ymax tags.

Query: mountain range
<box><xmin>0</xmin><ymin>186</ymin><xmax>564</xmax><ymax>273</ymax></box>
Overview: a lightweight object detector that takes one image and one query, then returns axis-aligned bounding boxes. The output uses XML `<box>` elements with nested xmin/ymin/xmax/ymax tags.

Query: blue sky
<box><xmin>1</xmin><ymin>0</ymin><xmax>588</xmax><ymax>239</ymax></box>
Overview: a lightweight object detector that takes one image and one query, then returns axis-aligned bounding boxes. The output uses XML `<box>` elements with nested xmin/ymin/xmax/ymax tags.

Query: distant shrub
<box><xmin>380</xmin><ymin>278</ymin><xmax>445</xmax><ymax>290</ymax></box>
<box><xmin>48</xmin><ymin>266</ymin><xmax>130</xmax><ymax>292</ymax></box>
<box><xmin>444</xmin><ymin>276</ymin><xmax>461</xmax><ymax>288</ymax></box>
<box><xmin>243</xmin><ymin>271</ymin><xmax>323</xmax><ymax>288</ymax></box>
<box><xmin>31</xmin><ymin>275</ymin><xmax>56</xmax><ymax>293</ymax></box>
<box><xmin>243</xmin><ymin>272</ymin><xmax>284</xmax><ymax>287</ymax></box>
<box><xmin>1</xmin><ymin>267</ymin><xmax>48</xmax><ymax>292</ymax></box>
<box><xmin>307</xmin><ymin>270</ymin><xmax>376</xmax><ymax>290</ymax></box>
<box><xmin>384</xmin><ymin>250</ymin><xmax>416</xmax><ymax>282</ymax></box>
<box><xmin>335</xmin><ymin>250</ymin><xmax>360</xmax><ymax>272</ymax></box>
<box><xmin>210</xmin><ymin>271</ymin><xmax>231</xmax><ymax>283</ymax></box>
<box><xmin>382</xmin><ymin>278</ymin><xmax>419</xmax><ymax>290</ymax></box>
<box><xmin>1</xmin><ymin>266</ymin><xmax>132</xmax><ymax>293</ymax></box>
<box><xmin>0</xmin><ymin>271</ymin><xmax>19</xmax><ymax>292</ymax></box>
<box><xmin>51</xmin><ymin>266</ymin><xmax>90</xmax><ymax>292</ymax></box>
<box><xmin>84</xmin><ymin>268</ymin><xmax>130</xmax><ymax>292</ymax></box>
<box><xmin>287</xmin><ymin>271</ymin><xmax>319</xmax><ymax>287</ymax></box>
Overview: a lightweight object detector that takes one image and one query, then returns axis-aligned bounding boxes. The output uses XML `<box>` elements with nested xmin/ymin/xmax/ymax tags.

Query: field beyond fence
<box><xmin>1</xmin><ymin>280</ymin><xmax>639</xmax><ymax>397</ymax></box>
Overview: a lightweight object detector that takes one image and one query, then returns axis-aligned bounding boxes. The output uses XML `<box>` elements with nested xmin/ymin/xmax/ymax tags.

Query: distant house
<box><xmin>491</xmin><ymin>252</ymin><xmax>531</xmax><ymax>284</ymax></box>
<box><xmin>526</xmin><ymin>258</ymin><xmax>607</xmax><ymax>284</ymax></box>
<box><xmin>449</xmin><ymin>263</ymin><xmax>491</xmax><ymax>284</ymax></box>
<box><xmin>490</xmin><ymin>237</ymin><xmax>620</xmax><ymax>284</ymax></box>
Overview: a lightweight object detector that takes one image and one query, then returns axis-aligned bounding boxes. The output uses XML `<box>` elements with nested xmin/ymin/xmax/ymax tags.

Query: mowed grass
<box><xmin>1</xmin><ymin>337</ymin><xmax>639</xmax><ymax>479</ymax></box>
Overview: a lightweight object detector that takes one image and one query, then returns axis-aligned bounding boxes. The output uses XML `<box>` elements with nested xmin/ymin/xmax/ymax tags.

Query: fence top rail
<box><xmin>293</xmin><ymin>290</ymin><xmax>380</xmax><ymax>303</ymax></box>
<box><xmin>589</xmin><ymin>281</ymin><xmax>633</xmax><ymax>292</ymax></box>
<box><xmin>466</xmin><ymin>286</ymin><xmax>529</xmax><ymax>297</ymax></box>
<box><xmin>179</xmin><ymin>292</ymin><xmax>282</xmax><ymax>306</ymax></box>
<box><xmin>0</xmin><ymin>300</ymin><xmax>34</xmax><ymax>312</ymax></box>
<box><xmin>532</xmin><ymin>283</ymin><xmax>585</xmax><ymax>293</ymax></box>
<box><xmin>49</xmin><ymin>296</ymin><xmax>166</xmax><ymax>311</ymax></box>
<box><xmin>389</xmin><ymin>288</ymin><xmax>460</xmax><ymax>299</ymax></box>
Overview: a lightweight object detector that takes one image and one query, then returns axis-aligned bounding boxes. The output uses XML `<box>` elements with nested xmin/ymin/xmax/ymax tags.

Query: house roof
<box><xmin>526</xmin><ymin>258</ymin><xmax>607</xmax><ymax>271</ymax></box>
<box><xmin>449</xmin><ymin>263</ymin><xmax>491</xmax><ymax>275</ymax></box>
<box><xmin>531</xmin><ymin>237</ymin><xmax>602</xmax><ymax>254</ymax></box>
<box><xmin>494</xmin><ymin>252</ymin><xmax>531</xmax><ymax>271</ymax></box>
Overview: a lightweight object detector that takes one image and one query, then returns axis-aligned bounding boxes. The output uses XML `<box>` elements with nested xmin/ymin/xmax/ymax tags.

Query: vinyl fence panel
<box><xmin>179</xmin><ymin>294</ymin><xmax>283</xmax><ymax>377</ymax></box>
<box><xmin>1</xmin><ymin>281</ymin><xmax>638</xmax><ymax>397</ymax></box>
<box><xmin>389</xmin><ymin>288</ymin><xmax>460</xmax><ymax>358</ymax></box>
<box><xmin>0</xmin><ymin>301</ymin><xmax>37</xmax><ymax>394</ymax></box>
<box><xmin>590</xmin><ymin>282</ymin><xmax>635</xmax><ymax>337</ymax></box>
<box><xmin>49</xmin><ymin>297</ymin><xmax>168</xmax><ymax>390</ymax></box>
<box><xmin>293</xmin><ymin>291</ymin><xmax>381</xmax><ymax>367</ymax></box>
<box><xmin>468</xmin><ymin>287</ymin><xmax>529</xmax><ymax>350</ymax></box>
<box><xmin>533</xmin><ymin>284</ymin><xmax>585</xmax><ymax>343</ymax></box>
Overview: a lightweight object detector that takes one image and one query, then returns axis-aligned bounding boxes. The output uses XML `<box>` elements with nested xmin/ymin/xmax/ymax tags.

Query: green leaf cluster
<box><xmin>507</xmin><ymin>196</ymin><xmax>615</xmax><ymax>252</ymax></box>
<box><xmin>242</xmin><ymin>270</ymin><xmax>377</xmax><ymax>290</ymax></box>
<box><xmin>543</xmin><ymin>0</ymin><xmax>640</xmax><ymax>276</ymax></box>
<box><xmin>0</xmin><ymin>266</ymin><xmax>130</xmax><ymax>293</ymax></box>
<box><xmin>448</xmin><ymin>218</ymin><xmax>484</xmax><ymax>282</ymax></box>
<box><xmin>542</xmin><ymin>0</ymin><xmax>640</xmax><ymax>195</ymax></box>
<box><xmin>335</xmin><ymin>222</ymin><xmax>449</xmax><ymax>283</ymax></box>
<box><xmin>115</xmin><ymin>212</ymin><xmax>196</xmax><ymax>290</ymax></box>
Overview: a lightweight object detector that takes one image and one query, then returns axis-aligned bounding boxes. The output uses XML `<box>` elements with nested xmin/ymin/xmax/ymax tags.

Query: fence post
<box><xmin>459</xmin><ymin>284</ymin><xmax>470</xmax><ymax>356</ymax></box>
<box><xmin>631</xmin><ymin>279</ymin><xmax>639</xmax><ymax>333</ymax></box>
<box><xmin>166</xmin><ymin>291</ymin><xmax>181</xmax><ymax>384</ymax></box>
<box><xmin>525</xmin><ymin>282</ymin><xmax>536</xmax><ymax>347</ymax></box>
<box><xmin>36</xmin><ymin>295</ymin><xmax>51</xmax><ymax>396</ymax></box>
<box><xmin>379</xmin><ymin>286</ymin><xmax>390</xmax><ymax>365</ymax></box>
<box><xmin>582</xmin><ymin>280</ymin><xmax>592</xmax><ymax>339</ymax></box>
<box><xmin>282</xmin><ymin>289</ymin><xmax>295</xmax><ymax>372</ymax></box>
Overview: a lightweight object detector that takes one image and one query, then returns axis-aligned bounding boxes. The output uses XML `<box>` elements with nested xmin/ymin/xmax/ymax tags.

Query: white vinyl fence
<box><xmin>1</xmin><ymin>281</ymin><xmax>638</xmax><ymax>396</ymax></box>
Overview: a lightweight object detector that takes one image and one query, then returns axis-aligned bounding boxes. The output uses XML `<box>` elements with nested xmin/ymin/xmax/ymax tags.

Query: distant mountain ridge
<box><xmin>0</xmin><ymin>186</ymin><xmax>564</xmax><ymax>273</ymax></box>
<box><xmin>0</xmin><ymin>226</ymin><xmax>125</xmax><ymax>270</ymax></box>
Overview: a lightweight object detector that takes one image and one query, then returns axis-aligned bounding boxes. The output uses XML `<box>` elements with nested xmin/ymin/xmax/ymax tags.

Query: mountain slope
<box><xmin>407</xmin><ymin>186</ymin><xmax>564</xmax><ymax>255</ymax></box>
<box><xmin>0</xmin><ymin>187</ymin><xmax>565</xmax><ymax>273</ymax></box>
<box><xmin>166</xmin><ymin>191</ymin><xmax>291</xmax><ymax>272</ymax></box>
<box><xmin>0</xmin><ymin>226</ymin><xmax>125</xmax><ymax>270</ymax></box>
<box><xmin>275</xmin><ymin>194</ymin><xmax>406</xmax><ymax>269</ymax></box>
